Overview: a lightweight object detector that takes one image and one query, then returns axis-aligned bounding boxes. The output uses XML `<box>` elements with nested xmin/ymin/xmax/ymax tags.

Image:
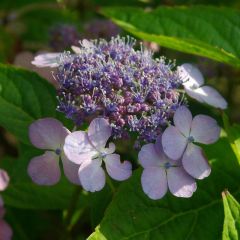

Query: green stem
<box><xmin>106</xmin><ymin>175</ymin><xmax>116</xmax><ymax>194</ymax></box>
<box><xmin>63</xmin><ymin>187</ymin><xmax>82</xmax><ymax>228</ymax></box>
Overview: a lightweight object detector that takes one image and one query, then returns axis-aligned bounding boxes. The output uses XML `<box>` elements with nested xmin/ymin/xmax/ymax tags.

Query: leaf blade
<box><xmin>101</xmin><ymin>6</ymin><xmax>240</xmax><ymax>67</ymax></box>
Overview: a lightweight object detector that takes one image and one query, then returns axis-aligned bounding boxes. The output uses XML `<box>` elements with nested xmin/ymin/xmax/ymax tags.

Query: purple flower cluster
<box><xmin>55</xmin><ymin>37</ymin><xmax>183</xmax><ymax>142</ymax></box>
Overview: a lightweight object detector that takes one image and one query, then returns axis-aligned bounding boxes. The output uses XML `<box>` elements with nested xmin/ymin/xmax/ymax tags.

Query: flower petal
<box><xmin>167</xmin><ymin>167</ymin><xmax>197</xmax><ymax>198</ymax></box>
<box><xmin>190</xmin><ymin>115</ymin><xmax>221</xmax><ymax>144</ymax></box>
<box><xmin>61</xmin><ymin>153</ymin><xmax>80</xmax><ymax>185</ymax></box>
<box><xmin>182</xmin><ymin>143</ymin><xmax>211</xmax><ymax>179</ymax></box>
<box><xmin>63</xmin><ymin>131</ymin><xmax>97</xmax><ymax>165</ymax></box>
<box><xmin>27</xmin><ymin>151</ymin><xmax>61</xmax><ymax>185</ymax></box>
<box><xmin>173</xmin><ymin>106</ymin><xmax>192</xmax><ymax>137</ymax></box>
<box><xmin>162</xmin><ymin>126</ymin><xmax>187</xmax><ymax>160</ymax></box>
<box><xmin>78</xmin><ymin>159</ymin><xmax>105</xmax><ymax>192</ymax></box>
<box><xmin>138</xmin><ymin>143</ymin><xmax>164</xmax><ymax>168</ymax></box>
<box><xmin>0</xmin><ymin>169</ymin><xmax>9</xmax><ymax>191</ymax></box>
<box><xmin>141</xmin><ymin>167</ymin><xmax>167</xmax><ymax>200</ymax></box>
<box><xmin>71</xmin><ymin>46</ymin><xmax>81</xmax><ymax>54</ymax></box>
<box><xmin>88</xmin><ymin>118</ymin><xmax>112</xmax><ymax>150</ymax></box>
<box><xmin>103</xmin><ymin>142</ymin><xmax>116</xmax><ymax>155</ymax></box>
<box><xmin>29</xmin><ymin>118</ymin><xmax>69</xmax><ymax>150</ymax></box>
<box><xmin>194</xmin><ymin>86</ymin><xmax>227</xmax><ymax>109</ymax></box>
<box><xmin>180</xmin><ymin>63</ymin><xmax>204</xmax><ymax>88</ymax></box>
<box><xmin>185</xmin><ymin>87</ymin><xmax>205</xmax><ymax>103</ymax></box>
<box><xmin>105</xmin><ymin>154</ymin><xmax>132</xmax><ymax>181</ymax></box>
<box><xmin>0</xmin><ymin>220</ymin><xmax>13</xmax><ymax>240</ymax></box>
<box><xmin>31</xmin><ymin>53</ymin><xmax>61</xmax><ymax>68</ymax></box>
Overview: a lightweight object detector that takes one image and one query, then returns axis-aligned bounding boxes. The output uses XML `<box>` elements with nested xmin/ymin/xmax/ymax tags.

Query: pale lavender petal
<box><xmin>71</xmin><ymin>46</ymin><xmax>81</xmax><ymax>54</ymax></box>
<box><xmin>182</xmin><ymin>143</ymin><xmax>211</xmax><ymax>179</ymax></box>
<box><xmin>190</xmin><ymin>115</ymin><xmax>221</xmax><ymax>144</ymax></box>
<box><xmin>103</xmin><ymin>142</ymin><xmax>116</xmax><ymax>155</ymax></box>
<box><xmin>0</xmin><ymin>170</ymin><xmax>9</xmax><ymax>191</ymax></box>
<box><xmin>141</xmin><ymin>167</ymin><xmax>167</xmax><ymax>200</ymax></box>
<box><xmin>63</xmin><ymin>131</ymin><xmax>97</xmax><ymax>165</ymax></box>
<box><xmin>29</xmin><ymin>118</ymin><xmax>69</xmax><ymax>150</ymax></box>
<box><xmin>162</xmin><ymin>126</ymin><xmax>188</xmax><ymax>160</ymax></box>
<box><xmin>88</xmin><ymin>118</ymin><xmax>111</xmax><ymax>150</ymax></box>
<box><xmin>61</xmin><ymin>153</ymin><xmax>80</xmax><ymax>185</ymax></box>
<box><xmin>31</xmin><ymin>53</ymin><xmax>61</xmax><ymax>68</ymax></box>
<box><xmin>105</xmin><ymin>154</ymin><xmax>132</xmax><ymax>181</ymax></box>
<box><xmin>78</xmin><ymin>159</ymin><xmax>105</xmax><ymax>192</ymax></box>
<box><xmin>194</xmin><ymin>86</ymin><xmax>227</xmax><ymax>109</ymax></box>
<box><xmin>27</xmin><ymin>151</ymin><xmax>61</xmax><ymax>185</ymax></box>
<box><xmin>180</xmin><ymin>63</ymin><xmax>204</xmax><ymax>88</ymax></box>
<box><xmin>173</xmin><ymin>106</ymin><xmax>192</xmax><ymax>137</ymax></box>
<box><xmin>0</xmin><ymin>220</ymin><xmax>13</xmax><ymax>240</ymax></box>
<box><xmin>185</xmin><ymin>87</ymin><xmax>205</xmax><ymax>103</ymax></box>
<box><xmin>155</xmin><ymin>135</ymin><xmax>170</xmax><ymax>158</ymax></box>
<box><xmin>167</xmin><ymin>167</ymin><xmax>197</xmax><ymax>198</ymax></box>
<box><xmin>138</xmin><ymin>143</ymin><xmax>164</xmax><ymax>168</ymax></box>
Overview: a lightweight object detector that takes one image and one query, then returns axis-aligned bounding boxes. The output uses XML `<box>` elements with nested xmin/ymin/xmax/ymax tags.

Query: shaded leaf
<box><xmin>0</xmin><ymin>64</ymin><xmax>56</xmax><ymax>144</ymax></box>
<box><xmin>101</xmin><ymin>6</ymin><xmax>240</xmax><ymax>67</ymax></box>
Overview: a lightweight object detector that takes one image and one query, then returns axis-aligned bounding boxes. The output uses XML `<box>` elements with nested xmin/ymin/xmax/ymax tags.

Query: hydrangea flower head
<box><xmin>64</xmin><ymin>118</ymin><xmax>132</xmax><ymax>192</ymax></box>
<box><xmin>47</xmin><ymin>36</ymin><xmax>183</xmax><ymax>142</ymax></box>
<box><xmin>162</xmin><ymin>106</ymin><xmax>220</xmax><ymax>179</ymax></box>
<box><xmin>0</xmin><ymin>196</ymin><xmax>13</xmax><ymax>240</ymax></box>
<box><xmin>28</xmin><ymin>118</ymin><xmax>80</xmax><ymax>185</ymax></box>
<box><xmin>139</xmin><ymin>136</ymin><xmax>197</xmax><ymax>200</ymax></box>
<box><xmin>179</xmin><ymin>63</ymin><xmax>227</xmax><ymax>109</ymax></box>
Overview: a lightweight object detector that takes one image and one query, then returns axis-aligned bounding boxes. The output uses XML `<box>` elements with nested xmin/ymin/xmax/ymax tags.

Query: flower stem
<box><xmin>106</xmin><ymin>175</ymin><xmax>116</xmax><ymax>194</ymax></box>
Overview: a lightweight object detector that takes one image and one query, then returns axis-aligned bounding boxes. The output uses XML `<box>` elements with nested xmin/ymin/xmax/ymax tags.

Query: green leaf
<box><xmin>101</xmin><ymin>6</ymin><xmax>240</xmax><ymax>67</ymax></box>
<box><xmin>88</xmin><ymin>137</ymin><xmax>240</xmax><ymax>240</ymax></box>
<box><xmin>0</xmin><ymin>64</ymin><xmax>56</xmax><ymax>144</ymax></box>
<box><xmin>222</xmin><ymin>113</ymin><xmax>240</xmax><ymax>164</ymax></box>
<box><xmin>222</xmin><ymin>191</ymin><xmax>240</xmax><ymax>240</ymax></box>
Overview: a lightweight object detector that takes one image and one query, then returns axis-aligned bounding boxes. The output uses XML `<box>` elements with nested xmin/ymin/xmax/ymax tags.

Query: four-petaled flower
<box><xmin>64</xmin><ymin>118</ymin><xmax>132</xmax><ymax>192</ymax></box>
<box><xmin>162</xmin><ymin>106</ymin><xmax>220</xmax><ymax>179</ymax></box>
<box><xmin>28</xmin><ymin>118</ymin><xmax>80</xmax><ymax>185</ymax></box>
<box><xmin>179</xmin><ymin>63</ymin><xmax>227</xmax><ymax>109</ymax></box>
<box><xmin>139</xmin><ymin>136</ymin><xmax>197</xmax><ymax>200</ymax></box>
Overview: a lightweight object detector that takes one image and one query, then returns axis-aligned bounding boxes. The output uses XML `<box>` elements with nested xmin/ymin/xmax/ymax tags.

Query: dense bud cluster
<box><xmin>56</xmin><ymin>36</ymin><xmax>183</xmax><ymax>142</ymax></box>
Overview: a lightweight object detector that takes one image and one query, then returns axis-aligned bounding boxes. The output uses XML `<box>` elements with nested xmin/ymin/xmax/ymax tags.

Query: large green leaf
<box><xmin>88</xmin><ymin>137</ymin><xmax>240</xmax><ymax>240</ymax></box>
<box><xmin>222</xmin><ymin>191</ymin><xmax>240</xmax><ymax>240</ymax></box>
<box><xmin>101</xmin><ymin>6</ymin><xmax>240</xmax><ymax>67</ymax></box>
<box><xmin>0</xmin><ymin>64</ymin><xmax>56</xmax><ymax>144</ymax></box>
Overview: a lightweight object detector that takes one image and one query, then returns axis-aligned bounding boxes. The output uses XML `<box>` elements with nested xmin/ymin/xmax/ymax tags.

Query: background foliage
<box><xmin>0</xmin><ymin>0</ymin><xmax>240</xmax><ymax>239</ymax></box>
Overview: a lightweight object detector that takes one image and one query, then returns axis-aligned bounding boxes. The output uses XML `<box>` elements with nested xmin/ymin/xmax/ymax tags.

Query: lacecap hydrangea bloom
<box><xmin>31</xmin><ymin>36</ymin><xmax>227</xmax><ymax>199</ymax></box>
